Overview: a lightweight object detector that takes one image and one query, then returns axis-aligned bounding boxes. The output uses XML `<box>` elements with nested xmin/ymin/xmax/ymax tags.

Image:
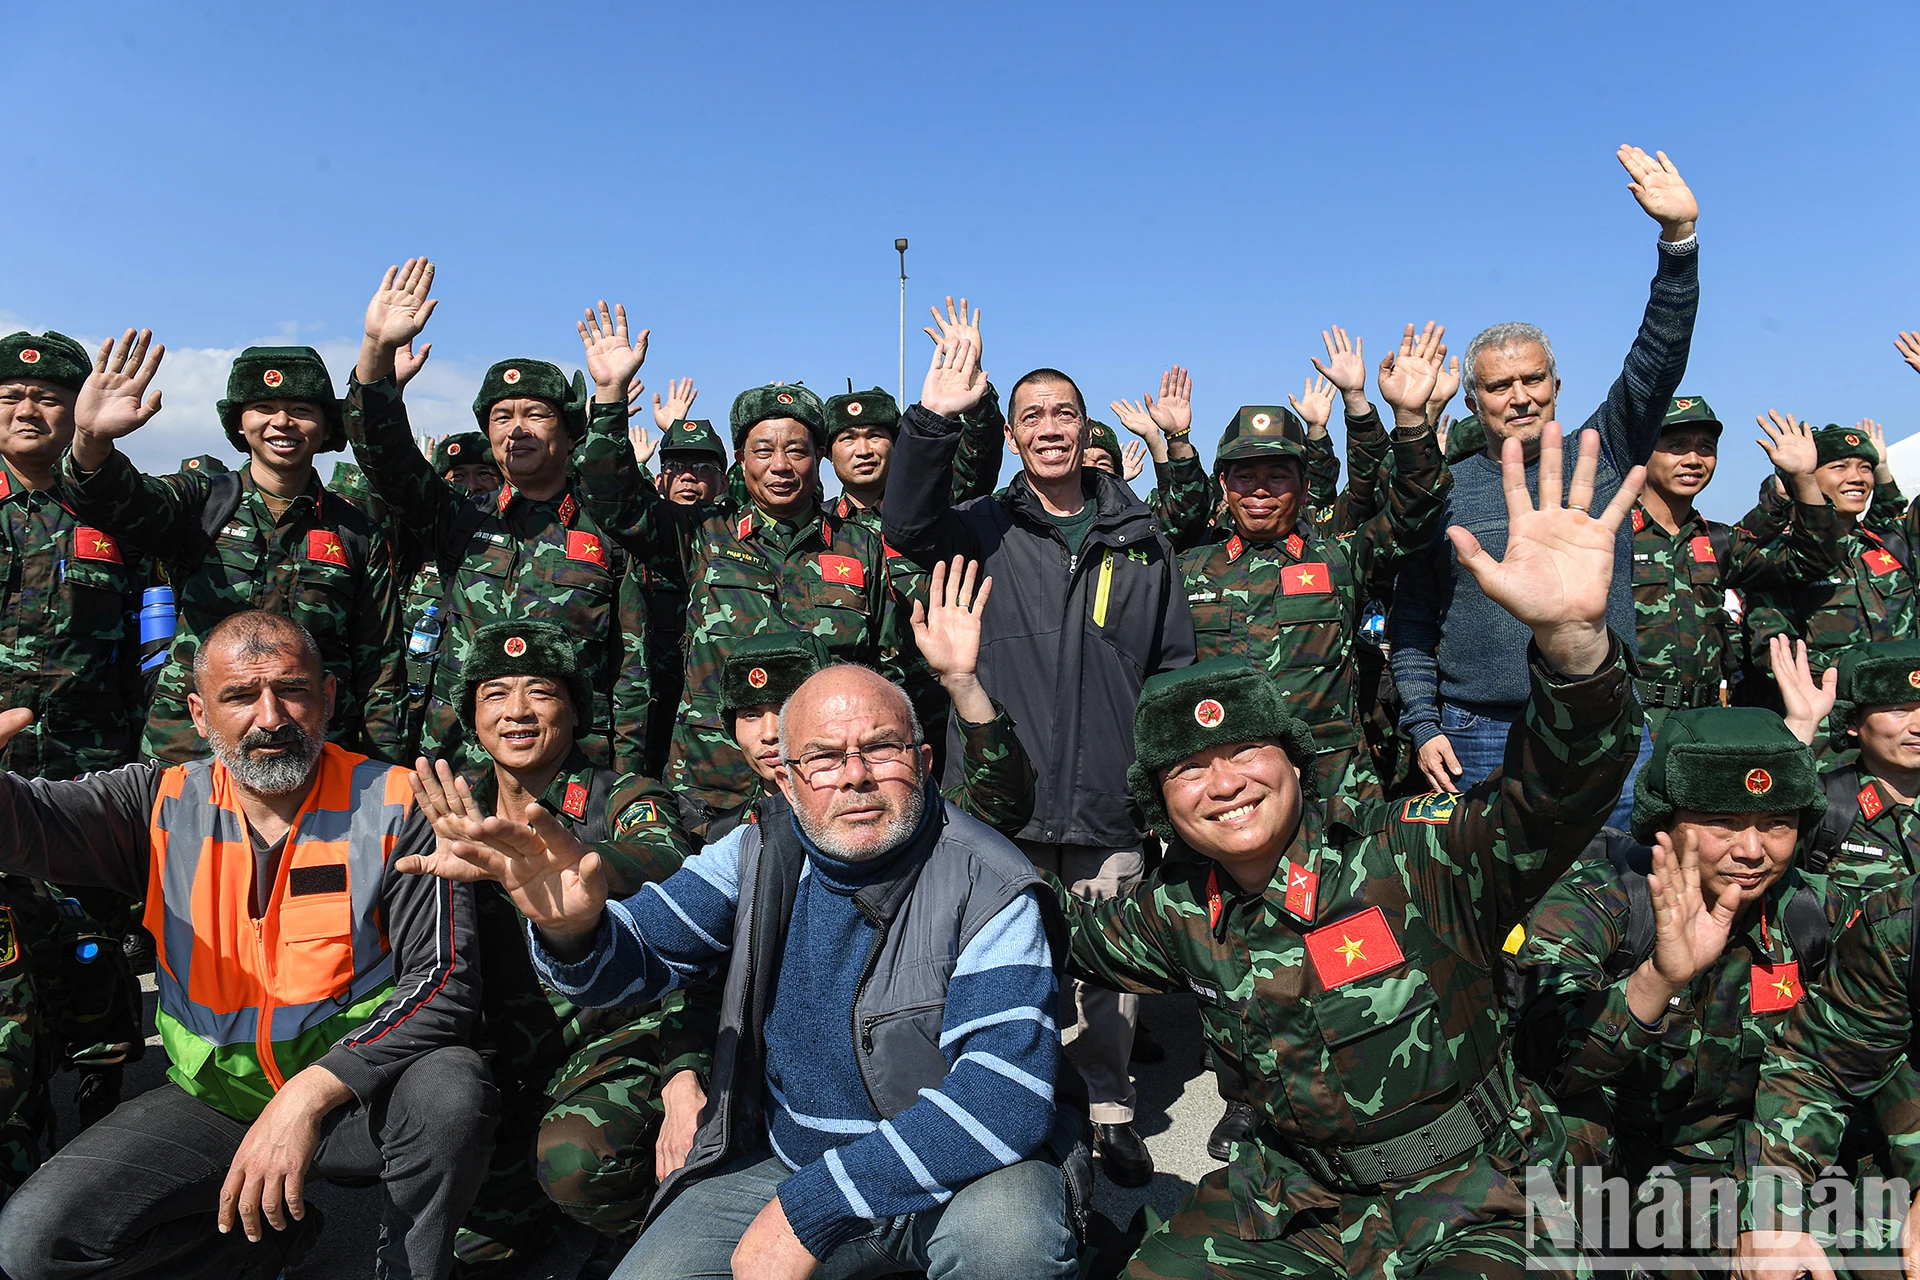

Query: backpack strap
<box><xmin>179</xmin><ymin>471</ymin><xmax>247</xmax><ymax>585</ymax></box>
<box><xmin>1707</xmin><ymin>520</ymin><xmax>1732</xmax><ymax>574</ymax></box>
<box><xmin>1601</xmin><ymin>832</ymin><xmax>1658</xmax><ymax>980</ymax></box>
<box><xmin>1780</xmin><ymin>884</ymin><xmax>1831</xmax><ymax>984</ymax></box>
<box><xmin>1806</xmin><ymin>765</ymin><xmax>1862</xmax><ymax>874</ymax></box>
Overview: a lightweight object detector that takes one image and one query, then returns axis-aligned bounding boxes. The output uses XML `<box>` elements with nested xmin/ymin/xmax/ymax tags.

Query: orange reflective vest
<box><xmin>143</xmin><ymin>743</ymin><xmax>415</xmax><ymax>1120</ymax></box>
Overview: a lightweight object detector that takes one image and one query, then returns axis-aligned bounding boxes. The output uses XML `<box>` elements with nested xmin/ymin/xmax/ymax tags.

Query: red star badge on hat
<box><xmin>847</xmin><ymin>401</ymin><xmax>864</xmax><ymax>416</ymax></box>
<box><xmin>447</xmin><ymin>441</ymin><xmax>461</xmax><ymax>456</ymax></box>
<box><xmin>504</xmin><ymin>636</ymin><xmax>527</xmax><ymax>657</ymax></box>
<box><xmin>777</xmin><ymin>392</ymin><xmax>794</xmax><ymax>405</ymax></box>
<box><xmin>748</xmin><ymin>667</ymin><xmax>769</xmax><ymax>689</ymax></box>
<box><xmin>1846</xmin><ymin>433</ymin><xmax>1860</xmax><ymax>446</ymax></box>
<box><xmin>1745</xmin><ymin>768</ymin><xmax>1773</xmax><ymax>795</ymax></box>
<box><xmin>1674</xmin><ymin>399</ymin><xmax>1693</xmax><ymax>410</ymax></box>
<box><xmin>18</xmin><ymin>349</ymin><xmax>39</xmax><ymax>365</ymax></box>
<box><xmin>1251</xmin><ymin>412</ymin><xmax>1272</xmax><ymax>431</ymax></box>
<box><xmin>1194</xmin><ymin>698</ymin><xmax>1225</xmax><ymax>728</ymax></box>
<box><xmin>263</xmin><ymin>369</ymin><xmax>284</xmax><ymax>388</ymax></box>
<box><xmin>504</xmin><ymin>368</ymin><xmax>522</xmax><ymax>385</ymax></box>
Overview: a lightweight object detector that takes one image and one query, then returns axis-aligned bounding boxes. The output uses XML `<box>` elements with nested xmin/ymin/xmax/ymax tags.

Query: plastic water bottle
<box><xmin>138</xmin><ymin>586</ymin><xmax>176</xmax><ymax>674</ymax></box>
<box><xmin>408</xmin><ymin>604</ymin><xmax>442</xmax><ymax>658</ymax></box>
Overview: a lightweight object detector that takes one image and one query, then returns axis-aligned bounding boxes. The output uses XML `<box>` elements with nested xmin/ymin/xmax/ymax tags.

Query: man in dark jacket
<box><xmin>882</xmin><ymin>312</ymin><xmax>1195</xmax><ymax>1185</ymax></box>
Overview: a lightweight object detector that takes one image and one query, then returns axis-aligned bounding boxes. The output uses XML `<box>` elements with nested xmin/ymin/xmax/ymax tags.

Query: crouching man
<box><xmin>0</xmin><ymin>611</ymin><xmax>491</xmax><ymax>1280</ymax></box>
<box><xmin>1052</xmin><ymin>424</ymin><xmax>1643</xmax><ymax>1278</ymax></box>
<box><xmin>403</xmin><ymin>660</ymin><xmax>1081</xmax><ymax>1278</ymax></box>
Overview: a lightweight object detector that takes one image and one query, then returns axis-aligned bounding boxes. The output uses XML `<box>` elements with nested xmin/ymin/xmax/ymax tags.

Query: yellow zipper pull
<box><xmin>1093</xmin><ymin>550</ymin><xmax>1114</xmax><ymax>628</ymax></box>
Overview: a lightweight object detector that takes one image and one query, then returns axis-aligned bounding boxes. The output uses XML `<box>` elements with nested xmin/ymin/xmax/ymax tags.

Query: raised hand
<box><xmin>1617</xmin><ymin>146</ymin><xmax>1698</xmax><ymax>241</ymax></box>
<box><xmin>1755</xmin><ymin>410</ymin><xmax>1824</xmax><ymax>504</ymax></box>
<box><xmin>925</xmin><ymin>296</ymin><xmax>982</xmax><ymax>368</ymax></box>
<box><xmin>1897</xmin><ymin>331</ymin><xmax>1920</xmax><ymax>376</ymax></box>
<box><xmin>1376</xmin><ymin>322</ymin><xmax>1447</xmax><ymax>427</ymax></box>
<box><xmin>629</xmin><ymin>421</ymin><xmax>658</xmax><ymax>468</ymax></box>
<box><xmin>1310</xmin><ymin>326</ymin><xmax>1369</xmax><ymax>416</ymax></box>
<box><xmin>1861</xmin><ymin>418</ymin><xmax>1894</xmax><ymax>481</ymax></box>
<box><xmin>394</xmin><ymin>339</ymin><xmax>432</xmax><ymax>389</ymax></box>
<box><xmin>1436</xmin><ymin>413</ymin><xmax>1454</xmax><ymax>455</ymax></box>
<box><xmin>920</xmin><ymin>326</ymin><xmax>988</xmax><ymax>419</ymax></box>
<box><xmin>1109</xmin><ymin>398</ymin><xmax>1167</xmax><ymax>463</ymax></box>
<box><xmin>1145</xmin><ymin>366</ymin><xmax>1193</xmax><ymax>436</ymax></box>
<box><xmin>1768</xmin><ymin>635</ymin><xmax>1837</xmax><ymax>746</ymax></box>
<box><xmin>75</xmin><ymin>329</ymin><xmax>166</xmax><ymax>440</ymax></box>
<box><xmin>911</xmin><ymin>557</ymin><xmax>991</xmax><ymax>686</ymax></box>
<box><xmin>1427</xmin><ymin>353</ymin><xmax>1460</xmax><ymax>424</ymax></box>
<box><xmin>1122</xmin><ymin>439</ymin><xmax>1147</xmax><ymax>482</ymax></box>
<box><xmin>1643</xmin><ymin>828</ymin><xmax>1741</xmax><ymax>1001</ymax></box>
<box><xmin>363</xmin><ymin>259</ymin><xmax>438</xmax><ymax>351</ymax></box>
<box><xmin>0</xmin><ymin>708</ymin><xmax>34</xmax><ymax>755</ymax></box>
<box><xmin>577</xmin><ymin>301</ymin><xmax>649</xmax><ymax>404</ymax></box>
<box><xmin>1447</xmin><ymin>424</ymin><xmax>1644</xmax><ymax>676</ymax></box>
<box><xmin>651</xmin><ymin>377</ymin><xmax>699</xmax><ymax>431</ymax></box>
<box><xmin>1287</xmin><ymin>375</ymin><xmax>1336</xmax><ymax>438</ymax></box>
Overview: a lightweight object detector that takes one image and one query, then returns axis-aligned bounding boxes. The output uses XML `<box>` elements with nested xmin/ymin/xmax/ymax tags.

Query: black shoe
<box><xmin>1129</xmin><ymin>1019</ymin><xmax>1165</xmax><ymax>1065</ymax></box>
<box><xmin>123</xmin><ymin>928</ymin><xmax>156</xmax><ymax>975</ymax></box>
<box><xmin>577</xmin><ymin>1233</ymin><xmax>638</xmax><ymax>1280</ymax></box>
<box><xmin>1207</xmin><ymin>1100</ymin><xmax>1257</xmax><ymax>1162</ymax></box>
<box><xmin>74</xmin><ymin>1065</ymin><xmax>123</xmax><ymax>1131</ymax></box>
<box><xmin>1093</xmin><ymin>1122</ymin><xmax>1153</xmax><ymax>1188</ymax></box>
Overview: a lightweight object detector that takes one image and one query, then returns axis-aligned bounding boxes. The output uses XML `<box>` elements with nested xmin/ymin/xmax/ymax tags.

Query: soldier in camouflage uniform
<box><xmin>1797</xmin><ymin>638</ymin><xmax>1920</xmax><ymax>897</ymax></box>
<box><xmin>0</xmin><ymin>331</ymin><xmax>149</xmax><ymax>1201</ymax></box>
<box><xmin>1744</xmin><ymin>421</ymin><xmax>1916</xmax><ymax>702</ymax></box>
<box><xmin>417</xmin><ymin>622</ymin><xmax>713</xmax><ymax>1277</ymax></box>
<box><xmin>1511</xmin><ymin>707</ymin><xmax>1839</xmax><ymax>1267</ymax></box>
<box><xmin>434</xmin><ymin>430</ymin><xmax>502</xmax><ymax>497</ymax></box>
<box><xmin>342</xmin><ymin>262</ymin><xmax>652</xmax><ymax>776</ymax></box>
<box><xmin>56</xmin><ymin>331</ymin><xmax>404</xmax><ymax>764</ymax></box>
<box><xmin>1050</xmin><ymin>425</ymin><xmax>1642</xmax><ymax>1278</ymax></box>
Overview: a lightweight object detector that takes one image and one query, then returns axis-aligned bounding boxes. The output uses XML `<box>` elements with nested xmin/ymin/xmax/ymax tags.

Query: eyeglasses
<box><xmin>783</xmin><ymin>739</ymin><xmax>916</xmax><ymax>784</ymax></box>
<box><xmin>662</xmin><ymin>458</ymin><xmax>722</xmax><ymax>476</ymax></box>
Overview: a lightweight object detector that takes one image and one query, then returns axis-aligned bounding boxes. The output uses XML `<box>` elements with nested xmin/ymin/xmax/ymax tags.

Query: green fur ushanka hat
<box><xmin>0</xmin><ymin>330</ymin><xmax>91</xmax><ymax>391</ymax></box>
<box><xmin>722</xmin><ymin>633</ymin><xmax>830</xmax><ymax>717</ymax></box>
<box><xmin>660</xmin><ymin>418</ymin><xmax>728</xmax><ymax>464</ymax></box>
<box><xmin>1084</xmin><ymin>421</ymin><xmax>1123</xmax><ymax>466</ymax></box>
<box><xmin>730</xmin><ymin>383</ymin><xmax>827</xmax><ymax>450</ymax></box>
<box><xmin>1833</xmin><ymin>639</ymin><xmax>1920</xmax><ymax>731</ymax></box>
<box><xmin>459</xmin><ymin>621</ymin><xmax>593</xmax><ymax>735</ymax></box>
<box><xmin>472</xmin><ymin>359</ymin><xmax>590</xmax><ymax>441</ymax></box>
<box><xmin>432</xmin><ymin>431</ymin><xmax>497</xmax><ymax>476</ymax></box>
<box><xmin>1628</xmin><ymin>706</ymin><xmax>1824</xmax><ymax>842</ymax></box>
<box><xmin>1814</xmin><ymin>423</ymin><xmax>1879</xmax><ymax>468</ymax></box>
<box><xmin>217</xmin><ymin>346</ymin><xmax>344</xmax><ymax>453</ymax></box>
<box><xmin>1127</xmin><ymin>657</ymin><xmax>1318</xmax><ymax>843</ymax></box>
<box><xmin>824</xmin><ymin>388</ymin><xmax>901</xmax><ymax>441</ymax></box>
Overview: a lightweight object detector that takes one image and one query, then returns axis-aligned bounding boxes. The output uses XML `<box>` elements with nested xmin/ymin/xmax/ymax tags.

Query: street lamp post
<box><xmin>895</xmin><ymin>238</ymin><xmax>909</xmax><ymax>407</ymax></box>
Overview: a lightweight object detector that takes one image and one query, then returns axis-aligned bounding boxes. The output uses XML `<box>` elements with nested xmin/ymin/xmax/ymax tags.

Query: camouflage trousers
<box><xmin>1127</xmin><ymin>1163</ymin><xmax>1586</xmax><ymax>1280</ymax></box>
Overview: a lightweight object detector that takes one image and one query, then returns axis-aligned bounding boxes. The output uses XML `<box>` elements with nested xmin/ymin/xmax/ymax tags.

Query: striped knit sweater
<box><xmin>531</xmin><ymin>811</ymin><xmax>1059</xmax><ymax>1257</ymax></box>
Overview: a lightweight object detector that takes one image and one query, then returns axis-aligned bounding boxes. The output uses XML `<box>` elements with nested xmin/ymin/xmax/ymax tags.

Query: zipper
<box><xmin>1092</xmin><ymin>550</ymin><xmax>1114</xmax><ymax>627</ymax></box>
<box><xmin>850</xmin><ymin>921</ymin><xmax>890</xmax><ymax>1103</ymax></box>
<box><xmin>253</xmin><ymin>917</ymin><xmax>284</xmax><ymax>1090</ymax></box>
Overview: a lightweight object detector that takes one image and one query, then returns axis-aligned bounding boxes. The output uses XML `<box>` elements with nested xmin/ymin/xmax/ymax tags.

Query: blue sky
<box><xmin>7</xmin><ymin>1</ymin><xmax>1919</xmax><ymax>517</ymax></box>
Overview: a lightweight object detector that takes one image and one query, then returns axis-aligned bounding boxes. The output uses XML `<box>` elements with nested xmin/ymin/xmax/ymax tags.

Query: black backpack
<box><xmin>1805</xmin><ymin>764</ymin><xmax>1864</xmax><ymax>875</ymax></box>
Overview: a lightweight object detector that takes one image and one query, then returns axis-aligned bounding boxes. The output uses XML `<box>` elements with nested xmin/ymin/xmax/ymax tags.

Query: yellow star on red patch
<box><xmin>1336</xmin><ymin>934</ymin><xmax>1366</xmax><ymax>967</ymax></box>
<box><xmin>1773</xmin><ymin>977</ymin><xmax>1796</xmax><ymax>1001</ymax></box>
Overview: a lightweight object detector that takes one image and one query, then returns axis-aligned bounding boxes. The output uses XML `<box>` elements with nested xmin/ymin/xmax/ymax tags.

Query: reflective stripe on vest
<box><xmin>142</xmin><ymin>743</ymin><xmax>414</xmax><ymax>1089</ymax></box>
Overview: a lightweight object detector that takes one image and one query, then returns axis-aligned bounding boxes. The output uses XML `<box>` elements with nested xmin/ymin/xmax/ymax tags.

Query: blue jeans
<box><xmin>1606</xmin><ymin>722</ymin><xmax>1656</xmax><ymax>831</ymax></box>
<box><xmin>1438</xmin><ymin>702</ymin><xmax>1515</xmax><ymax>793</ymax></box>
<box><xmin>613</xmin><ymin>1147</ymin><xmax>1077</xmax><ymax>1280</ymax></box>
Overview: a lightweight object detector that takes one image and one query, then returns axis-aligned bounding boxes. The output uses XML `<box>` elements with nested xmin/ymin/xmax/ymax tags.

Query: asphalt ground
<box><xmin>45</xmin><ymin>981</ymin><xmax>1220</xmax><ymax>1278</ymax></box>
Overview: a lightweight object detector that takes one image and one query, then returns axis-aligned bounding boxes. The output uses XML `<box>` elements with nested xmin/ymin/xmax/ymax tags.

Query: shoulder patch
<box><xmin>562</xmin><ymin>781</ymin><xmax>589</xmax><ymax>819</ymax></box>
<box><xmin>1400</xmin><ymin>792</ymin><xmax>1458</xmax><ymax>825</ymax></box>
<box><xmin>614</xmin><ymin>797</ymin><xmax>659</xmax><ymax>835</ymax></box>
<box><xmin>1859</xmin><ymin>784</ymin><xmax>1884</xmax><ymax>822</ymax></box>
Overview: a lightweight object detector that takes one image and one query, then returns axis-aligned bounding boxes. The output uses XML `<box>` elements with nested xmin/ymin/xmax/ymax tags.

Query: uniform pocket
<box><xmin>275</xmin><ymin>889</ymin><xmax>355</xmax><ymax>1004</ymax></box>
<box><xmin>1311</xmin><ymin>975</ymin><xmax>1454</xmax><ymax>1120</ymax></box>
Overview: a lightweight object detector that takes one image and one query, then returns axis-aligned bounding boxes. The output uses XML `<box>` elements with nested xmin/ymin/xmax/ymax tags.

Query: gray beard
<box><xmin>795</xmin><ymin>782</ymin><xmax>926</xmax><ymax>864</ymax></box>
<box><xmin>211</xmin><ymin>725</ymin><xmax>323</xmax><ymax>795</ymax></box>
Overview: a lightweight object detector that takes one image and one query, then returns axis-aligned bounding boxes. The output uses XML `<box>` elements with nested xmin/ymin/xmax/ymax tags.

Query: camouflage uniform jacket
<box><xmin>1744</xmin><ymin>520</ymin><xmax>1915</xmax><ymax>678</ymax></box>
<box><xmin>1744</xmin><ymin>873</ymin><xmax>1920</xmax><ymax>1214</ymax></box>
<box><xmin>342</xmin><ymin>378</ymin><xmax>651</xmax><ymax>775</ymax></box>
<box><xmin>0</xmin><ymin>460</ymin><xmax>145</xmax><ymax>778</ymax></box>
<box><xmin>1630</xmin><ymin>495</ymin><xmax>1844</xmax><ymax>731</ymax></box>
<box><xmin>1180</xmin><ymin>422</ymin><xmax>1449</xmax><ymax>757</ymax></box>
<box><xmin>570</xmin><ymin>403</ymin><xmax>902</xmax><ymax>820</ymax></box>
<box><xmin>53</xmin><ymin>451</ymin><xmax>402</xmax><ymax>764</ymax></box>
<box><xmin>1052</xmin><ymin>638</ymin><xmax>1636</xmax><ymax>1239</ymax></box>
<box><xmin>468</xmin><ymin>752</ymin><xmax>714</xmax><ymax>1094</ymax></box>
<box><xmin>1143</xmin><ymin>452</ymin><xmax>1215</xmax><ymax>552</ymax></box>
<box><xmin>1513</xmin><ymin>858</ymin><xmax>1832</xmax><ymax>1179</ymax></box>
<box><xmin>1312</xmin><ymin>407</ymin><xmax>1398</xmax><ymax>540</ymax></box>
<box><xmin>1814</xmin><ymin>764</ymin><xmax>1920</xmax><ymax>899</ymax></box>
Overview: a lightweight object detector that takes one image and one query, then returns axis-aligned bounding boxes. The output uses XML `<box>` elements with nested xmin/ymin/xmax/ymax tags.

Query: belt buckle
<box><xmin>1462</xmin><ymin>1081</ymin><xmax>1499</xmax><ymax>1140</ymax></box>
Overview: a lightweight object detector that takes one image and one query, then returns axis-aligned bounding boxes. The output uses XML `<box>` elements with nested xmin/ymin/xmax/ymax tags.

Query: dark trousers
<box><xmin>0</xmin><ymin>1045</ymin><xmax>498</xmax><ymax>1280</ymax></box>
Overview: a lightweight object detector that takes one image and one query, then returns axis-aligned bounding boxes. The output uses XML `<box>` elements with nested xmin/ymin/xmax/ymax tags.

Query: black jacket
<box><xmin>884</xmin><ymin>403</ymin><xmax>1195</xmax><ymax>847</ymax></box>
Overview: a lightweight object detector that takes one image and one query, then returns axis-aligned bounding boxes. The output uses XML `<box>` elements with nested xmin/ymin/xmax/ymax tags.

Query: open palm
<box><xmin>364</xmin><ymin>259</ymin><xmax>438</xmax><ymax>349</ymax></box>
<box><xmin>1646</xmin><ymin>829</ymin><xmax>1739</xmax><ymax>991</ymax></box>
<box><xmin>75</xmin><ymin>329</ymin><xmax>166</xmax><ymax>439</ymax></box>
<box><xmin>578</xmin><ymin>301</ymin><xmax>649</xmax><ymax>395</ymax></box>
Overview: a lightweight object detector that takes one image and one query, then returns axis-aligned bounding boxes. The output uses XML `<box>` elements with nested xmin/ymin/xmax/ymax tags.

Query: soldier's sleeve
<box><xmin>653</xmin><ymin>979</ymin><xmax>721</xmax><ymax>1086</ymax></box>
<box><xmin>1330</xmin><ymin>406</ymin><xmax>1391</xmax><ymax>535</ymax></box>
<box><xmin>1723</xmin><ymin>495</ymin><xmax>1846</xmax><ymax>591</ymax></box>
<box><xmin>948</xmin><ymin>382</ymin><xmax>1006</xmax><ymax>505</ymax></box>
<box><xmin>53</xmin><ymin>449</ymin><xmax>208</xmax><ymax>549</ymax></box>
<box><xmin>1348</xmin><ymin>421</ymin><xmax>1451</xmax><ymax>593</ymax></box>
<box><xmin>1745</xmin><ymin>884</ymin><xmax>1920</xmax><ymax>1215</ymax></box>
<box><xmin>882</xmin><ymin>405</ymin><xmax>981</xmax><ymax>569</ymax></box>
<box><xmin>343</xmin><ymin>376</ymin><xmax>462</xmax><ymax>549</ymax></box>
<box><xmin>351</xmin><ymin>524</ymin><xmax>405</xmax><ymax>763</ymax></box>
<box><xmin>597</xmin><ymin>774</ymin><xmax>693</xmax><ymax>895</ymax></box>
<box><xmin>610</xmin><ymin>570</ymin><xmax>652</xmax><ymax>778</ymax></box>
<box><xmin>1304</xmin><ymin>430</ymin><xmax>1339</xmax><ymax>513</ymax></box>
<box><xmin>1510</xmin><ymin>871</ymin><xmax>1661</xmax><ymax>1099</ymax></box>
<box><xmin>943</xmin><ymin>698</ymin><xmax>1036</xmax><ymax>838</ymax></box>
<box><xmin>1428</xmin><ymin>633</ymin><xmax>1636</xmax><ymax>942</ymax></box>
<box><xmin>1149</xmin><ymin>452</ymin><xmax>1213</xmax><ymax>551</ymax></box>
<box><xmin>1865</xmin><ymin>479</ymin><xmax>1908</xmax><ymax>537</ymax></box>
<box><xmin>1739</xmin><ymin>591</ymin><xmax>1797</xmax><ymax>678</ymax></box>
<box><xmin>0</xmin><ymin>764</ymin><xmax>163</xmax><ymax>899</ymax></box>
<box><xmin>574</xmin><ymin>399</ymin><xmax>698</xmax><ymax>570</ymax></box>
<box><xmin>1044</xmin><ymin>869</ymin><xmax>1189</xmax><ymax>996</ymax></box>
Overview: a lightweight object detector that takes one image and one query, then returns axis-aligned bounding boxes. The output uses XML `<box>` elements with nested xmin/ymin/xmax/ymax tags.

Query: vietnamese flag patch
<box><xmin>1750</xmin><ymin>961</ymin><xmax>1802</xmax><ymax>1013</ymax></box>
<box><xmin>819</xmin><ymin>554</ymin><xmax>865</xmax><ymax>588</ymax></box>
<box><xmin>563</xmin><ymin>782</ymin><xmax>589</xmax><ymax>819</ymax></box>
<box><xmin>566</xmin><ymin>530</ymin><xmax>609</xmax><ymax>568</ymax></box>
<box><xmin>1690</xmin><ymin>534</ymin><xmax>1716</xmax><ymax>564</ymax></box>
<box><xmin>73</xmin><ymin>527</ymin><xmax>124</xmax><ymax>565</ymax></box>
<box><xmin>306</xmin><ymin>529</ymin><xmax>348</xmax><ymax>567</ymax></box>
<box><xmin>1281</xmin><ymin>563</ymin><xmax>1332</xmax><ymax>595</ymax></box>
<box><xmin>1865</xmin><ymin>548</ymin><xmax>1903</xmax><ymax>578</ymax></box>
<box><xmin>1304</xmin><ymin>907</ymin><xmax>1406</xmax><ymax>989</ymax></box>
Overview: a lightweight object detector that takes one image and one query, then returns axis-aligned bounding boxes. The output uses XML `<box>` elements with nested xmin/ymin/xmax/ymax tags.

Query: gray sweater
<box><xmin>1390</xmin><ymin>239</ymin><xmax>1700</xmax><ymax>746</ymax></box>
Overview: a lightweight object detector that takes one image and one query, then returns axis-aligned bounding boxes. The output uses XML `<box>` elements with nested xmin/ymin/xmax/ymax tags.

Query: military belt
<box><xmin>1279</xmin><ymin>1059</ymin><xmax>1516</xmax><ymax>1192</ymax></box>
<box><xmin>1632</xmin><ymin>678</ymin><xmax>1717</xmax><ymax>710</ymax></box>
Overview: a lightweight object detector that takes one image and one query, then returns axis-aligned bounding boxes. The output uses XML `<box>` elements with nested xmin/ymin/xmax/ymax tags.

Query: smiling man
<box><xmin>1800</xmin><ymin>638</ymin><xmax>1920</xmax><ymax>894</ymax></box>
<box><xmin>56</xmin><ymin>331</ymin><xmax>403</xmax><ymax>765</ymax></box>
<box><xmin>1049</xmin><ymin>423</ymin><xmax>1642</xmax><ymax>1279</ymax></box>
